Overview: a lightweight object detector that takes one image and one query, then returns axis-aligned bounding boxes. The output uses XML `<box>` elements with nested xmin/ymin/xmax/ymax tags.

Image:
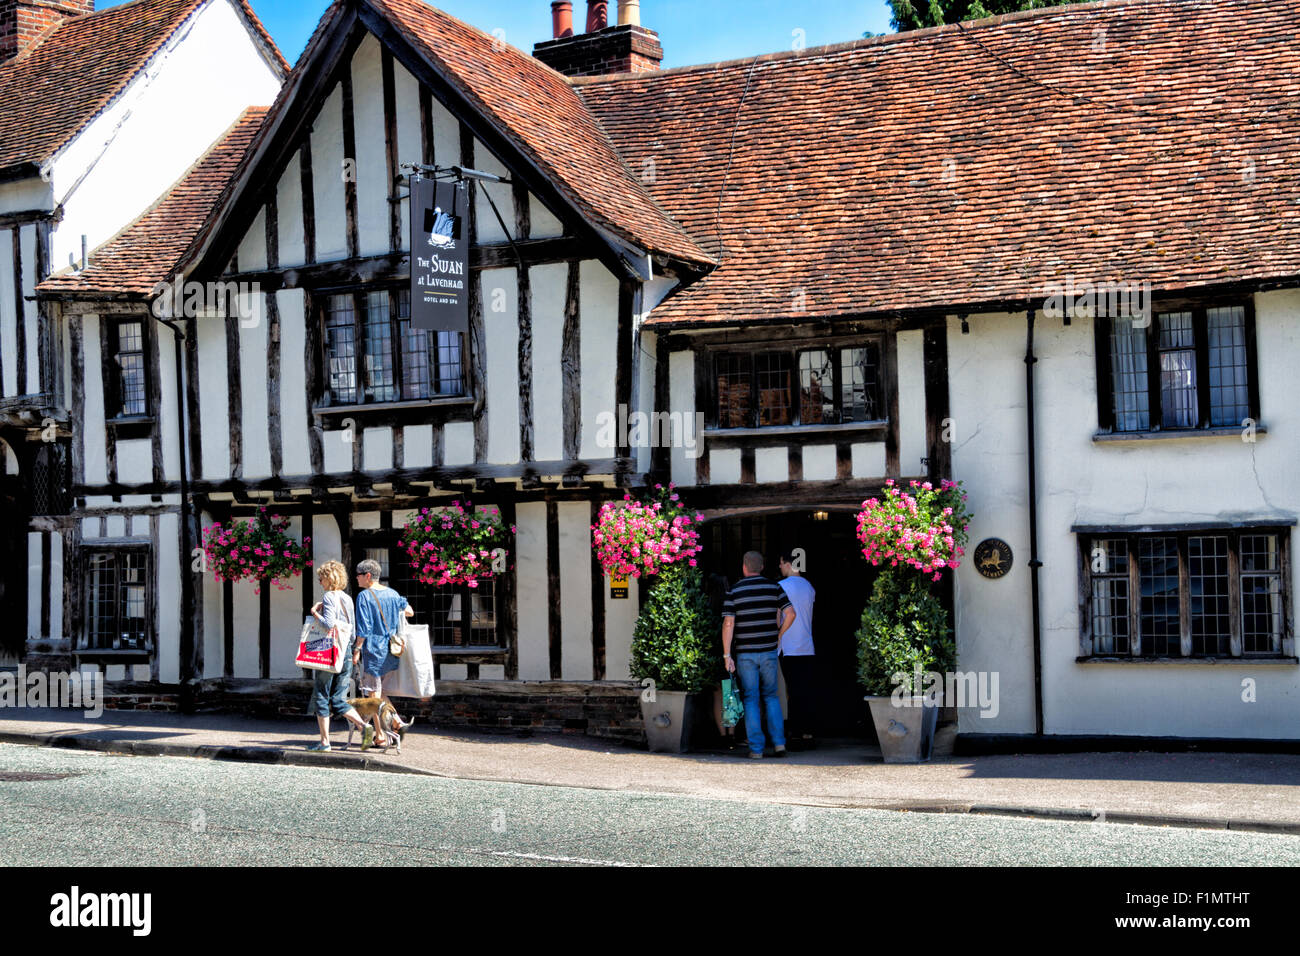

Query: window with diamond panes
<box><xmin>85</xmin><ymin>550</ymin><xmax>149</xmax><ymax>652</ymax></box>
<box><xmin>112</xmin><ymin>321</ymin><xmax>148</xmax><ymax>417</ymax></box>
<box><xmin>321</xmin><ymin>288</ymin><xmax>465</xmax><ymax>407</ymax></box>
<box><xmin>1081</xmin><ymin>530</ymin><xmax>1289</xmax><ymax>658</ymax></box>
<box><xmin>715</xmin><ymin>341</ymin><xmax>885</xmax><ymax>429</ymax></box>
<box><xmin>1100</xmin><ymin>304</ymin><xmax>1256</xmax><ymax>434</ymax></box>
<box><xmin>360</xmin><ymin>538</ymin><xmax>503</xmax><ymax>649</ymax></box>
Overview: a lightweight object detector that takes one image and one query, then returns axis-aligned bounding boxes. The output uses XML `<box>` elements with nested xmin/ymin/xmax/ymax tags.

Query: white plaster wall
<box><xmin>755</xmin><ymin>446</ymin><xmax>788</xmax><ymax>483</ymax></box>
<box><xmin>558</xmin><ymin>502</ymin><xmax>594</xmax><ymax>680</ymax></box>
<box><xmin>444</xmin><ymin>422</ymin><xmax>474</xmax><ymax>466</ymax></box>
<box><xmin>0</xmin><ymin>229</ymin><xmax>16</xmax><ymax>397</ymax></box>
<box><xmin>116</xmin><ymin>440</ymin><xmax>152</xmax><ymax>484</ymax></box>
<box><xmin>311</xmin><ymin>86</ymin><xmax>349</xmax><ymax>262</ymax></box>
<box><xmin>202</xmin><ymin>553</ymin><xmax>222</xmax><ymax>678</ymax></box>
<box><xmin>472</xmin><ymin>141</ymin><xmax>510</xmax><ymax>245</ymax></box>
<box><xmin>19</xmin><ymin>225</ymin><xmax>38</xmax><ymax>395</ymax></box>
<box><xmin>897</xmin><ymin>329</ymin><xmax>928</xmax><ymax>477</ymax></box>
<box><xmin>269</xmin><ymin>517</ymin><xmax>308</xmax><ymax>678</ymax></box>
<box><xmin>950</xmin><ymin>293</ymin><xmax>1300</xmax><ymax>739</ymax></box>
<box><xmin>404</xmin><ymin>424</ymin><xmax>433</xmax><ymax>468</ymax></box>
<box><xmin>514</xmin><ymin>501</ymin><xmax>549</xmax><ymax>679</ymax></box>
<box><xmin>278</xmin><ymin>290</ymin><xmax>311</xmax><ymax>476</ymax></box>
<box><xmin>230</xmin><ymin>582</ymin><xmax>260</xmax><ymax>677</ymax></box>
<box><xmin>579</xmin><ymin>260</ymin><xmax>620</xmax><ymax>460</ymax></box>
<box><xmin>531</xmin><ymin>263</ymin><xmax>566</xmax><ymax>462</ymax></box>
<box><xmin>49</xmin><ymin>533</ymin><xmax>63</xmax><ymax>643</ymax></box>
<box><xmin>710</xmin><ymin>448</ymin><xmax>742</xmax><ymax>484</ymax></box>
<box><xmin>802</xmin><ymin>444</ymin><xmax>836</xmax><ymax>481</ymax></box>
<box><xmin>636</xmin><ymin>328</ymin><xmax>657</xmax><ymax>475</ymax></box>
<box><xmin>529</xmin><ymin>193</ymin><xmax>564</xmax><ymax>239</ymax></box>
<box><xmin>81</xmin><ymin>316</ymin><xmax>108</xmax><ymax>485</ymax></box>
<box><xmin>363</xmin><ymin>427</ymin><xmax>393</xmax><ymax>471</ymax></box>
<box><xmin>195</xmin><ymin>317</ymin><xmax>230</xmax><ymax>480</ymax></box>
<box><xmin>323</xmin><ymin>427</ymin><xmax>351</xmax><ymax>474</ymax></box>
<box><xmin>157</xmin><ymin>322</ymin><xmax>181</xmax><ymax>479</ymax></box>
<box><xmin>429</xmin><ymin>89</ymin><xmax>459</xmax><ymax>175</ymax></box>
<box><xmin>0</xmin><ymin>178</ymin><xmax>52</xmax><ymax>217</ymax></box>
<box><xmin>50</xmin><ymin>0</ymin><xmax>281</xmax><ymax>268</ymax></box>
<box><xmin>852</xmin><ymin>442</ymin><xmax>887</xmax><ymax>478</ymax></box>
<box><xmin>352</xmin><ymin>34</ymin><xmax>390</xmax><ymax>259</ymax></box>
<box><xmin>393</xmin><ymin>61</ymin><xmax>422</xmax><ymax>253</ymax></box>
<box><xmin>238</xmin><ymin>293</ymin><xmax>271</xmax><ymax>478</ymax></box>
<box><xmin>237</xmin><ymin>208</ymin><xmax>267</xmax><ymax>271</ymax></box>
<box><xmin>481</xmin><ymin>267</ymin><xmax>520</xmax><ymax>464</ymax></box>
<box><xmin>668</xmin><ymin>349</ymin><xmax>694</xmax><ymax>486</ymax></box>
<box><xmin>276</xmin><ymin>152</ymin><xmax>306</xmax><ymax>268</ymax></box>
<box><xmin>158</xmin><ymin>514</ymin><xmax>181</xmax><ymax>683</ymax></box>
<box><xmin>604</xmin><ymin>564</ymin><xmax>637</xmax><ymax>681</ymax></box>
<box><xmin>26</xmin><ymin>533</ymin><xmax>40</xmax><ymax>640</ymax></box>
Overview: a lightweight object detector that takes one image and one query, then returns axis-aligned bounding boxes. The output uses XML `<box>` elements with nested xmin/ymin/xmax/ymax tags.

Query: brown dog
<box><xmin>347</xmin><ymin>698</ymin><xmax>415</xmax><ymax>754</ymax></box>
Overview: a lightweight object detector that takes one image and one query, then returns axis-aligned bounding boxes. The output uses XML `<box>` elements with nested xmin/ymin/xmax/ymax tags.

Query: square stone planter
<box><xmin>640</xmin><ymin>689</ymin><xmax>698</xmax><ymax>753</ymax></box>
<box><xmin>865</xmin><ymin>695</ymin><xmax>940</xmax><ymax>763</ymax></box>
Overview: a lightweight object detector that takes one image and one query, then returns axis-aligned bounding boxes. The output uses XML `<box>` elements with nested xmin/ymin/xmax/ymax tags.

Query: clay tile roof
<box><xmin>371</xmin><ymin>0</ymin><xmax>714</xmax><ymax>268</ymax></box>
<box><xmin>577</xmin><ymin>0</ymin><xmax>1300</xmax><ymax>327</ymax></box>
<box><xmin>38</xmin><ymin>107</ymin><xmax>269</xmax><ymax>296</ymax></box>
<box><xmin>0</xmin><ymin>0</ymin><xmax>286</xmax><ymax>174</ymax></box>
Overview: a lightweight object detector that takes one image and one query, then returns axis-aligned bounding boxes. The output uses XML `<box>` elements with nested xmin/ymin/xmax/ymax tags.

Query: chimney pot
<box><xmin>585</xmin><ymin>0</ymin><xmax>607</xmax><ymax>33</ymax></box>
<box><xmin>617</xmin><ymin>0</ymin><xmax>640</xmax><ymax>27</ymax></box>
<box><xmin>550</xmin><ymin>1</ymin><xmax>572</xmax><ymax>38</ymax></box>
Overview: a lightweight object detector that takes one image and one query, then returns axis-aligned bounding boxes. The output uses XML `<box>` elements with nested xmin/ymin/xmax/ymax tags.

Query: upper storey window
<box><xmin>713</xmin><ymin>342</ymin><xmax>884</xmax><ymax>429</ymax></box>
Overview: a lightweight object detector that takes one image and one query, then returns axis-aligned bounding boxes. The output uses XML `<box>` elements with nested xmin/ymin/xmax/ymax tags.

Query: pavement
<box><xmin>2</xmin><ymin>707</ymin><xmax>1300</xmax><ymax>835</ymax></box>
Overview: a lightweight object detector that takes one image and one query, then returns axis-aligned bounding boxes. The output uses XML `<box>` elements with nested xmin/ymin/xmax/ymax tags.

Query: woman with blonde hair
<box><xmin>306</xmin><ymin>560</ymin><xmax>369</xmax><ymax>751</ymax></box>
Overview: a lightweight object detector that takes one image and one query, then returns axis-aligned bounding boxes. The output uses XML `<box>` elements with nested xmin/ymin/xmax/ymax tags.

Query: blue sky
<box><xmin>104</xmin><ymin>0</ymin><xmax>896</xmax><ymax>68</ymax></box>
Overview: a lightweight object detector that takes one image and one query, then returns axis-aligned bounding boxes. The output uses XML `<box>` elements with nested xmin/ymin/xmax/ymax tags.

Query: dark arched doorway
<box><xmin>698</xmin><ymin>507</ymin><xmax>880</xmax><ymax>738</ymax></box>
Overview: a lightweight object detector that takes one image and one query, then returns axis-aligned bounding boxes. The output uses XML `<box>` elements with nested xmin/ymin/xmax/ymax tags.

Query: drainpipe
<box><xmin>1024</xmin><ymin>307</ymin><xmax>1044</xmax><ymax>736</ymax></box>
<box><xmin>155</xmin><ymin>315</ymin><xmax>196</xmax><ymax>700</ymax></box>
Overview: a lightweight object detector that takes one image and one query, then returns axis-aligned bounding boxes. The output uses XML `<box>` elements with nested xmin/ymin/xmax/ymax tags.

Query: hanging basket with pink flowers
<box><xmin>592</xmin><ymin>483</ymin><xmax>703</xmax><ymax>579</ymax></box>
<box><xmin>855</xmin><ymin>479</ymin><xmax>972</xmax><ymax>582</ymax></box>
<box><xmin>397</xmin><ymin>501</ymin><xmax>514</xmax><ymax>588</ymax></box>
<box><xmin>201</xmin><ymin>507</ymin><xmax>311</xmax><ymax>593</ymax></box>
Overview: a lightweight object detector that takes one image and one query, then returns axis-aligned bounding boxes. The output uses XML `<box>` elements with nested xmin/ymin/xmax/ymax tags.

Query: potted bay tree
<box><xmin>855</xmin><ymin>479</ymin><xmax>970</xmax><ymax>763</ymax></box>
<box><xmin>592</xmin><ymin>484</ymin><xmax>715</xmax><ymax>752</ymax></box>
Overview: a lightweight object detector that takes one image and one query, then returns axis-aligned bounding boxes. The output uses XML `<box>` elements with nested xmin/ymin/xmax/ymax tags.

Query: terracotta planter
<box><xmin>640</xmin><ymin>689</ymin><xmax>698</xmax><ymax>753</ymax></box>
<box><xmin>865</xmin><ymin>695</ymin><xmax>940</xmax><ymax>763</ymax></box>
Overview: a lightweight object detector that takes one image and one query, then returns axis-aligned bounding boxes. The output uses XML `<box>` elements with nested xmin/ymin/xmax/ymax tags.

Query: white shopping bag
<box><xmin>384</xmin><ymin>621</ymin><xmax>436</xmax><ymax>699</ymax></box>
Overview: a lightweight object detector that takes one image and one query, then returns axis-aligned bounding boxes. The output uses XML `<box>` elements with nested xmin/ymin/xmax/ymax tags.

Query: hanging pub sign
<box><xmin>410</xmin><ymin>176</ymin><xmax>469</xmax><ymax>333</ymax></box>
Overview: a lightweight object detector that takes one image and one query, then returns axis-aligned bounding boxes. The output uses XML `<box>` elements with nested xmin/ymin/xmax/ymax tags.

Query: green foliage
<box><xmin>856</xmin><ymin>568</ymin><xmax>955</xmax><ymax>697</ymax></box>
<box><xmin>630</xmin><ymin>564</ymin><xmax>721</xmax><ymax>694</ymax></box>
<box><xmin>888</xmin><ymin>0</ymin><xmax>1082</xmax><ymax>31</ymax></box>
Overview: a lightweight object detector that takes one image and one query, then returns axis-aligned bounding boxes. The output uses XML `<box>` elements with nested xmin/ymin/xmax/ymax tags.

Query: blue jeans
<box><xmin>308</xmin><ymin>654</ymin><xmax>355</xmax><ymax>718</ymax></box>
<box><xmin>736</xmin><ymin>649</ymin><xmax>785</xmax><ymax>755</ymax></box>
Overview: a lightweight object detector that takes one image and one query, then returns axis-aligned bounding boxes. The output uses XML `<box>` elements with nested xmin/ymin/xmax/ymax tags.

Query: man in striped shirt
<box><xmin>722</xmin><ymin>551</ymin><xmax>796</xmax><ymax>758</ymax></box>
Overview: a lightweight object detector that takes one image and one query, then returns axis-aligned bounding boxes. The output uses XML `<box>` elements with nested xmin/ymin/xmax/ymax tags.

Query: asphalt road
<box><xmin>1</xmin><ymin>743</ymin><xmax>1298</xmax><ymax>866</ymax></box>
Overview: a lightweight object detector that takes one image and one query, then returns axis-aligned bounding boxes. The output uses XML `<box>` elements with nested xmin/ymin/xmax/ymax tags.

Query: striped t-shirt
<box><xmin>722</xmin><ymin>576</ymin><xmax>793</xmax><ymax>654</ymax></box>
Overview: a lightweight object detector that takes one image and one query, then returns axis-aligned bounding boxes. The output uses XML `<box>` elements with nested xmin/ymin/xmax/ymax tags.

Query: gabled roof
<box><xmin>577</xmin><ymin>0</ymin><xmax>1300</xmax><ymax>327</ymax></box>
<box><xmin>371</xmin><ymin>0</ymin><xmax>712</xmax><ymax>268</ymax></box>
<box><xmin>38</xmin><ymin>108</ymin><xmax>269</xmax><ymax>297</ymax></box>
<box><xmin>185</xmin><ymin>0</ymin><xmax>714</xmax><ymax>282</ymax></box>
<box><xmin>0</xmin><ymin>0</ymin><xmax>286</xmax><ymax>177</ymax></box>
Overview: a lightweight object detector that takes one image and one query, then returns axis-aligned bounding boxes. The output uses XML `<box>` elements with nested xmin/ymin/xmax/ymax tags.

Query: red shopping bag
<box><xmin>295</xmin><ymin>616</ymin><xmax>344</xmax><ymax>673</ymax></box>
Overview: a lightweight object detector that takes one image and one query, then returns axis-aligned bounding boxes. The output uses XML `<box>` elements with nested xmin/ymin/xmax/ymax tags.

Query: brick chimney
<box><xmin>534</xmin><ymin>0</ymin><xmax>663</xmax><ymax>77</ymax></box>
<box><xmin>0</xmin><ymin>0</ymin><xmax>94</xmax><ymax>61</ymax></box>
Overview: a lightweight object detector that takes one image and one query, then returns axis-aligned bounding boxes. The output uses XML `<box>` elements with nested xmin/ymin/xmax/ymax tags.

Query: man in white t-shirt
<box><xmin>778</xmin><ymin>551</ymin><xmax>818</xmax><ymax>748</ymax></box>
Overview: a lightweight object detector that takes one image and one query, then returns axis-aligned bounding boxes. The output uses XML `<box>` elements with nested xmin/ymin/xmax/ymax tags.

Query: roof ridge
<box><xmin>571</xmin><ymin>0</ymin><xmax>1209</xmax><ymax>84</ymax></box>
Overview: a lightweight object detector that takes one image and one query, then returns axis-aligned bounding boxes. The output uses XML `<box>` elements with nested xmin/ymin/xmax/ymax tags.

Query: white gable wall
<box><xmin>48</xmin><ymin>0</ymin><xmax>281</xmax><ymax>271</ymax></box>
